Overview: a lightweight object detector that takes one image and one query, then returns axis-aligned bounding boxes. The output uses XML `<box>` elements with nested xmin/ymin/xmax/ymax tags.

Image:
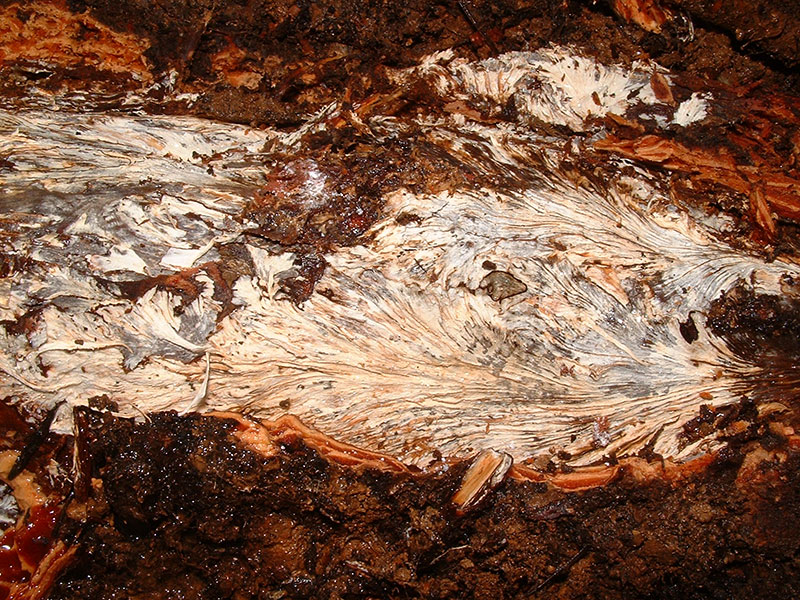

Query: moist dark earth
<box><xmin>8</xmin><ymin>406</ymin><xmax>794</xmax><ymax>600</ymax></box>
<box><xmin>2</xmin><ymin>0</ymin><xmax>800</xmax><ymax>598</ymax></box>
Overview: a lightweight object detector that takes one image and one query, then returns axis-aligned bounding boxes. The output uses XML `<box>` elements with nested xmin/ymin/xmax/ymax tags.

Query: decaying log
<box><xmin>1</xmin><ymin>0</ymin><xmax>800</xmax><ymax>598</ymax></box>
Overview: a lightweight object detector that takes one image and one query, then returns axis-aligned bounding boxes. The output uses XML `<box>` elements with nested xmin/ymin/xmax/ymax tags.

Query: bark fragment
<box><xmin>594</xmin><ymin>133</ymin><xmax>800</xmax><ymax>231</ymax></box>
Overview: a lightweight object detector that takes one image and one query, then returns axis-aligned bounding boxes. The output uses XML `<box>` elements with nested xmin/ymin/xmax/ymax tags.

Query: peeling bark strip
<box><xmin>451</xmin><ymin>449</ymin><xmax>513</xmax><ymax>513</ymax></box>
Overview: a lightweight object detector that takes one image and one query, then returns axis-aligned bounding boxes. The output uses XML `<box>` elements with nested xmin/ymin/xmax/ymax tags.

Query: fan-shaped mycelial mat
<box><xmin>3</xmin><ymin>46</ymin><xmax>799</xmax><ymax>464</ymax></box>
<box><xmin>1</xmin><ymin>0</ymin><xmax>800</xmax><ymax>598</ymax></box>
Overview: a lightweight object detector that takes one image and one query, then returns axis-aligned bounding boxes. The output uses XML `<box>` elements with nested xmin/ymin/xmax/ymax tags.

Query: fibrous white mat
<box><xmin>1</xmin><ymin>46</ymin><xmax>797</xmax><ymax>465</ymax></box>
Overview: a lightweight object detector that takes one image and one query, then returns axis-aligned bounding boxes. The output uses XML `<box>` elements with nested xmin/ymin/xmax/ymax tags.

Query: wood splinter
<box><xmin>451</xmin><ymin>448</ymin><xmax>513</xmax><ymax>514</ymax></box>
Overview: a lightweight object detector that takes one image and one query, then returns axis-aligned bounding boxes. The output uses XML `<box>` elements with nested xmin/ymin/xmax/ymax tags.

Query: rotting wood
<box><xmin>451</xmin><ymin>449</ymin><xmax>513</xmax><ymax>513</ymax></box>
<box><xmin>1</xmin><ymin>0</ymin><xmax>800</xmax><ymax>597</ymax></box>
<box><xmin>594</xmin><ymin>134</ymin><xmax>800</xmax><ymax>230</ymax></box>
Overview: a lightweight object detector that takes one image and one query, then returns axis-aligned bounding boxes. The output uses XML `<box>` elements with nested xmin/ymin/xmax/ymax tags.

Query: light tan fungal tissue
<box><xmin>1</xmin><ymin>46</ymin><xmax>798</xmax><ymax>467</ymax></box>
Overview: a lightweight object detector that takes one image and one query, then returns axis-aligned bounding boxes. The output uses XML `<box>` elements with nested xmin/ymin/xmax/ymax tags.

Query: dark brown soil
<box><xmin>34</xmin><ymin>407</ymin><xmax>799</xmax><ymax>600</ymax></box>
<box><xmin>667</xmin><ymin>0</ymin><xmax>800</xmax><ymax>70</ymax></box>
<box><xmin>4</xmin><ymin>0</ymin><xmax>800</xmax><ymax>115</ymax></box>
<box><xmin>707</xmin><ymin>284</ymin><xmax>800</xmax><ymax>361</ymax></box>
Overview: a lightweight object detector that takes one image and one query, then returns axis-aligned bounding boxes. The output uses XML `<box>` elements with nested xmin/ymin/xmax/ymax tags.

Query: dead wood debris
<box><xmin>451</xmin><ymin>449</ymin><xmax>513</xmax><ymax>513</ymax></box>
<box><xmin>594</xmin><ymin>133</ymin><xmax>800</xmax><ymax>237</ymax></box>
<box><xmin>1</xmin><ymin>404</ymin><xmax>796</xmax><ymax>599</ymax></box>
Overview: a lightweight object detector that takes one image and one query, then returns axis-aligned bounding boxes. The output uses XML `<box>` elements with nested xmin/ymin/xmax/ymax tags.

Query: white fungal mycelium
<box><xmin>412</xmin><ymin>47</ymin><xmax>684</xmax><ymax>131</ymax></box>
<box><xmin>673</xmin><ymin>92</ymin><xmax>710</xmax><ymax>127</ymax></box>
<box><xmin>0</xmin><ymin>46</ymin><xmax>794</xmax><ymax>465</ymax></box>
